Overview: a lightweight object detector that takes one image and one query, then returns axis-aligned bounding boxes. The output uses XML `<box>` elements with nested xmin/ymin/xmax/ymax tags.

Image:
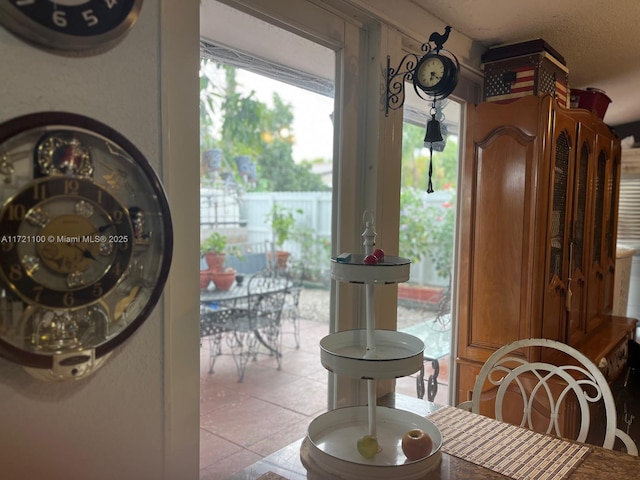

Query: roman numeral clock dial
<box><xmin>0</xmin><ymin>112</ymin><xmax>172</xmax><ymax>381</ymax></box>
<box><xmin>0</xmin><ymin>0</ymin><xmax>143</xmax><ymax>54</ymax></box>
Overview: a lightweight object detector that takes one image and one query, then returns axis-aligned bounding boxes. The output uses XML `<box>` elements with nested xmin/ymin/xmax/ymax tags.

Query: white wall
<box><xmin>0</xmin><ymin>2</ymin><xmax>200</xmax><ymax>479</ymax></box>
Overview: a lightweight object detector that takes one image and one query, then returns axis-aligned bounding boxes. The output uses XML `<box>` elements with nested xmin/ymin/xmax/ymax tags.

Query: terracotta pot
<box><xmin>200</xmin><ymin>270</ymin><xmax>212</xmax><ymax>290</ymax></box>
<box><xmin>212</xmin><ymin>269</ymin><xmax>236</xmax><ymax>291</ymax></box>
<box><xmin>204</xmin><ymin>252</ymin><xmax>225</xmax><ymax>272</ymax></box>
<box><xmin>267</xmin><ymin>250</ymin><xmax>290</xmax><ymax>270</ymax></box>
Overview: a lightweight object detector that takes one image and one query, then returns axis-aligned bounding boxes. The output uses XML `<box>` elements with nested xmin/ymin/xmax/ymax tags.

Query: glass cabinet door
<box><xmin>586</xmin><ymin>145</ymin><xmax>609</xmax><ymax>330</ymax></box>
<box><xmin>566</xmin><ymin>134</ymin><xmax>591</xmax><ymax>344</ymax></box>
<box><xmin>545</xmin><ymin>127</ymin><xmax>570</xmax><ymax>340</ymax></box>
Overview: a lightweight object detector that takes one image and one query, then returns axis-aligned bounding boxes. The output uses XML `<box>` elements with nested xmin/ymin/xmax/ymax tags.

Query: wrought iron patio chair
<box><xmin>200</xmin><ymin>270</ymin><xmax>288</xmax><ymax>382</ymax></box>
<box><xmin>457</xmin><ymin>338</ymin><xmax>638</xmax><ymax>455</ymax></box>
<box><xmin>281</xmin><ymin>259</ymin><xmax>304</xmax><ymax>348</ymax></box>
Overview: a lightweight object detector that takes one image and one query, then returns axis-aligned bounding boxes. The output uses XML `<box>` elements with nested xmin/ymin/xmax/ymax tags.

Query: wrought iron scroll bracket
<box><xmin>385</xmin><ymin>52</ymin><xmax>420</xmax><ymax>116</ymax></box>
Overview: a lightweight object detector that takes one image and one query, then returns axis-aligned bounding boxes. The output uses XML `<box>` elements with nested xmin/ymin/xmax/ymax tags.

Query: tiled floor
<box><xmin>199</xmin><ymin>291</ymin><xmax>451</xmax><ymax>479</ymax></box>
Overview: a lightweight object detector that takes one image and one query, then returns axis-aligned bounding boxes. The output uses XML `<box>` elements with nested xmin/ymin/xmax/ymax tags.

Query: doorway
<box><xmin>395</xmin><ymin>84</ymin><xmax>463</xmax><ymax>406</ymax></box>
<box><xmin>199</xmin><ymin>5</ymin><xmax>337</xmax><ymax>478</ymax></box>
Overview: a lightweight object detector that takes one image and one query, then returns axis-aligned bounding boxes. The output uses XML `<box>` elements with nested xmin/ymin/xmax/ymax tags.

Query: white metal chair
<box><xmin>458</xmin><ymin>338</ymin><xmax>638</xmax><ymax>456</ymax></box>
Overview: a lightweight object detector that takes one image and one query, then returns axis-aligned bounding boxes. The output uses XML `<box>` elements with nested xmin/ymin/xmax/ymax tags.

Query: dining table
<box><xmin>229</xmin><ymin>393</ymin><xmax>640</xmax><ymax>480</ymax></box>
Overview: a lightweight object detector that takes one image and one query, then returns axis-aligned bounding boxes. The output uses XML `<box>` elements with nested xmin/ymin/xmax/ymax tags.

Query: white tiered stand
<box><xmin>300</xmin><ymin>213</ymin><xmax>443</xmax><ymax>480</ymax></box>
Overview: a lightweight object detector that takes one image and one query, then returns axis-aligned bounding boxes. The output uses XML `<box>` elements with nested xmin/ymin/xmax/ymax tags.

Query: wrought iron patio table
<box><xmin>200</xmin><ymin>272</ymin><xmax>290</xmax><ymax>382</ymax></box>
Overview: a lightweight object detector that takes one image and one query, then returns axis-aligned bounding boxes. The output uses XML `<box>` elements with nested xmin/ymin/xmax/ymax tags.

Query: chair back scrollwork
<box><xmin>463</xmin><ymin>338</ymin><xmax>638</xmax><ymax>455</ymax></box>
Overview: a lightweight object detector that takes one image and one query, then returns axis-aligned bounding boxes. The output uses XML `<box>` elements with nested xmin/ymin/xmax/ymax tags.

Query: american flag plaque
<box><xmin>481</xmin><ymin>40</ymin><xmax>569</xmax><ymax>107</ymax></box>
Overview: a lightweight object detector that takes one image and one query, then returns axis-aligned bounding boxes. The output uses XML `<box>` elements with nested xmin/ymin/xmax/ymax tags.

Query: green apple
<box><xmin>356</xmin><ymin>434</ymin><xmax>380</xmax><ymax>458</ymax></box>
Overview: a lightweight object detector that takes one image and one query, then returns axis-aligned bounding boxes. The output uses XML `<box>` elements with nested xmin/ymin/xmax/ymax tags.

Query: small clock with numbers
<box><xmin>0</xmin><ymin>0</ymin><xmax>143</xmax><ymax>54</ymax></box>
<box><xmin>0</xmin><ymin>112</ymin><xmax>172</xmax><ymax>381</ymax></box>
<box><xmin>413</xmin><ymin>52</ymin><xmax>459</xmax><ymax>99</ymax></box>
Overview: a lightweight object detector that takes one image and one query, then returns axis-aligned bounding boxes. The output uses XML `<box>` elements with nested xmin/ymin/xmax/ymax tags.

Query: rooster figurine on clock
<box><xmin>386</xmin><ymin>26</ymin><xmax>459</xmax><ymax>192</ymax></box>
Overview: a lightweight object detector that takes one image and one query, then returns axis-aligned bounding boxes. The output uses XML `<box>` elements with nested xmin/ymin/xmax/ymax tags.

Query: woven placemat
<box><xmin>428</xmin><ymin>406</ymin><xmax>591</xmax><ymax>480</ymax></box>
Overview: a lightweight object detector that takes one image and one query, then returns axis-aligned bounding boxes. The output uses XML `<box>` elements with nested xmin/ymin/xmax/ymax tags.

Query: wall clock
<box><xmin>0</xmin><ymin>0</ymin><xmax>143</xmax><ymax>54</ymax></box>
<box><xmin>0</xmin><ymin>111</ymin><xmax>172</xmax><ymax>380</ymax></box>
<box><xmin>413</xmin><ymin>52</ymin><xmax>459</xmax><ymax>99</ymax></box>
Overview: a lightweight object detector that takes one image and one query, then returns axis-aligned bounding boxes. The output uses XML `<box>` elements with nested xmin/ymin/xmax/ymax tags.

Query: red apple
<box><xmin>363</xmin><ymin>254</ymin><xmax>378</xmax><ymax>265</ymax></box>
<box><xmin>401</xmin><ymin>428</ymin><xmax>432</xmax><ymax>461</ymax></box>
<box><xmin>373</xmin><ymin>248</ymin><xmax>385</xmax><ymax>261</ymax></box>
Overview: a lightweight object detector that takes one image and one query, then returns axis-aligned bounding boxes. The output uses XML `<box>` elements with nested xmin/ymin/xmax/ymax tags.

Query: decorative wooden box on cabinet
<box><xmin>456</xmin><ymin>95</ymin><xmax>637</xmax><ymax>406</ymax></box>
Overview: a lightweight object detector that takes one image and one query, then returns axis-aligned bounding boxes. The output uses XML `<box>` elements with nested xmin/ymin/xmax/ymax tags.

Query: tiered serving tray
<box><xmin>303</xmin><ymin>406</ymin><xmax>442</xmax><ymax>480</ymax></box>
<box><xmin>320</xmin><ymin>329</ymin><xmax>424</xmax><ymax>378</ymax></box>
<box><xmin>301</xmin><ymin>213</ymin><xmax>443</xmax><ymax>478</ymax></box>
<box><xmin>331</xmin><ymin>253</ymin><xmax>410</xmax><ymax>284</ymax></box>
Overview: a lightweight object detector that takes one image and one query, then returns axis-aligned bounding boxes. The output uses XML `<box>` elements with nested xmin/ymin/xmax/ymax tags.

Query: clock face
<box><xmin>0</xmin><ymin>177</ymin><xmax>134</xmax><ymax>309</ymax></box>
<box><xmin>0</xmin><ymin>112</ymin><xmax>172</xmax><ymax>377</ymax></box>
<box><xmin>0</xmin><ymin>0</ymin><xmax>143</xmax><ymax>53</ymax></box>
<box><xmin>413</xmin><ymin>52</ymin><xmax>459</xmax><ymax>99</ymax></box>
<box><xmin>417</xmin><ymin>56</ymin><xmax>445</xmax><ymax>88</ymax></box>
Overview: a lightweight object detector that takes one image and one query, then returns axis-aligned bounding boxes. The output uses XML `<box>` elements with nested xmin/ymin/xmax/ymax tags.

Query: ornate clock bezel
<box><xmin>0</xmin><ymin>111</ymin><xmax>173</xmax><ymax>380</ymax></box>
<box><xmin>0</xmin><ymin>0</ymin><xmax>144</xmax><ymax>55</ymax></box>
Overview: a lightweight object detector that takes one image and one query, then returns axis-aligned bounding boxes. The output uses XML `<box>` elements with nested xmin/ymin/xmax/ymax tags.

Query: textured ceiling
<box><xmin>410</xmin><ymin>0</ymin><xmax>640</xmax><ymax>126</ymax></box>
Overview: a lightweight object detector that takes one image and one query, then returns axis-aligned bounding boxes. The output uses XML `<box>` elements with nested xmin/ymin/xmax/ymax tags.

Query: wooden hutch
<box><xmin>456</xmin><ymin>95</ymin><xmax>637</xmax><ymax>405</ymax></box>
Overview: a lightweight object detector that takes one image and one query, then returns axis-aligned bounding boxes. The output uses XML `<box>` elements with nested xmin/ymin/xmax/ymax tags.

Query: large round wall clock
<box><xmin>0</xmin><ymin>112</ymin><xmax>172</xmax><ymax>381</ymax></box>
<box><xmin>0</xmin><ymin>0</ymin><xmax>143</xmax><ymax>54</ymax></box>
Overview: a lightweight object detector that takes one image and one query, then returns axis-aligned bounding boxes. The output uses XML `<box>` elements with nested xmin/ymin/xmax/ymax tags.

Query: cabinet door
<box><xmin>585</xmin><ymin>134</ymin><xmax>611</xmax><ymax>330</ymax></box>
<box><xmin>602</xmin><ymin>141</ymin><xmax>620</xmax><ymax>314</ymax></box>
<box><xmin>541</xmin><ymin>110</ymin><xmax>575</xmax><ymax>342</ymax></box>
<box><xmin>457</xmin><ymin>98</ymin><xmax>544</xmax><ymax>363</ymax></box>
<box><xmin>565</xmin><ymin>122</ymin><xmax>593</xmax><ymax>345</ymax></box>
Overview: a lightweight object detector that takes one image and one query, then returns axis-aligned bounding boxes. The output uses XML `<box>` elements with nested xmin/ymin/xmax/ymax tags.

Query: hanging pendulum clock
<box><xmin>386</xmin><ymin>26</ymin><xmax>459</xmax><ymax>192</ymax></box>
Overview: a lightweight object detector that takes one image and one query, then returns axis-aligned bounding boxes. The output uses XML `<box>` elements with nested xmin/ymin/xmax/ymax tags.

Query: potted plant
<box><xmin>211</xmin><ymin>267</ymin><xmax>236</xmax><ymax>292</ymax></box>
<box><xmin>201</xmin><ymin>231</ymin><xmax>228</xmax><ymax>272</ymax></box>
<box><xmin>200</xmin><ymin>270</ymin><xmax>212</xmax><ymax>290</ymax></box>
<box><xmin>266</xmin><ymin>203</ymin><xmax>302</xmax><ymax>269</ymax></box>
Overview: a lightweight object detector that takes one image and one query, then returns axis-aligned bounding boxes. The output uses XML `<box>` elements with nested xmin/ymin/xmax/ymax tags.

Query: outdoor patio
<box><xmin>199</xmin><ymin>287</ymin><xmax>451</xmax><ymax>479</ymax></box>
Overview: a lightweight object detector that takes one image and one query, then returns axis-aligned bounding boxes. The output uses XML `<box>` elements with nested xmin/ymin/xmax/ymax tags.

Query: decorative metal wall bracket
<box><xmin>385</xmin><ymin>52</ymin><xmax>420</xmax><ymax>116</ymax></box>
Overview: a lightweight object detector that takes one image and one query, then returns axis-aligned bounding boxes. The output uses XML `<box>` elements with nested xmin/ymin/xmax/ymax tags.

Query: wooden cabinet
<box><xmin>456</xmin><ymin>95</ymin><xmax>635</xmax><ymax>403</ymax></box>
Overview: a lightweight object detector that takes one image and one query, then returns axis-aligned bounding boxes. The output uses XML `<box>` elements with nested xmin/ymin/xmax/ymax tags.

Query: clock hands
<box><xmin>64</xmin><ymin>224</ymin><xmax>115</xmax><ymax>263</ymax></box>
<box><xmin>68</xmin><ymin>243</ymin><xmax>98</xmax><ymax>261</ymax></box>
